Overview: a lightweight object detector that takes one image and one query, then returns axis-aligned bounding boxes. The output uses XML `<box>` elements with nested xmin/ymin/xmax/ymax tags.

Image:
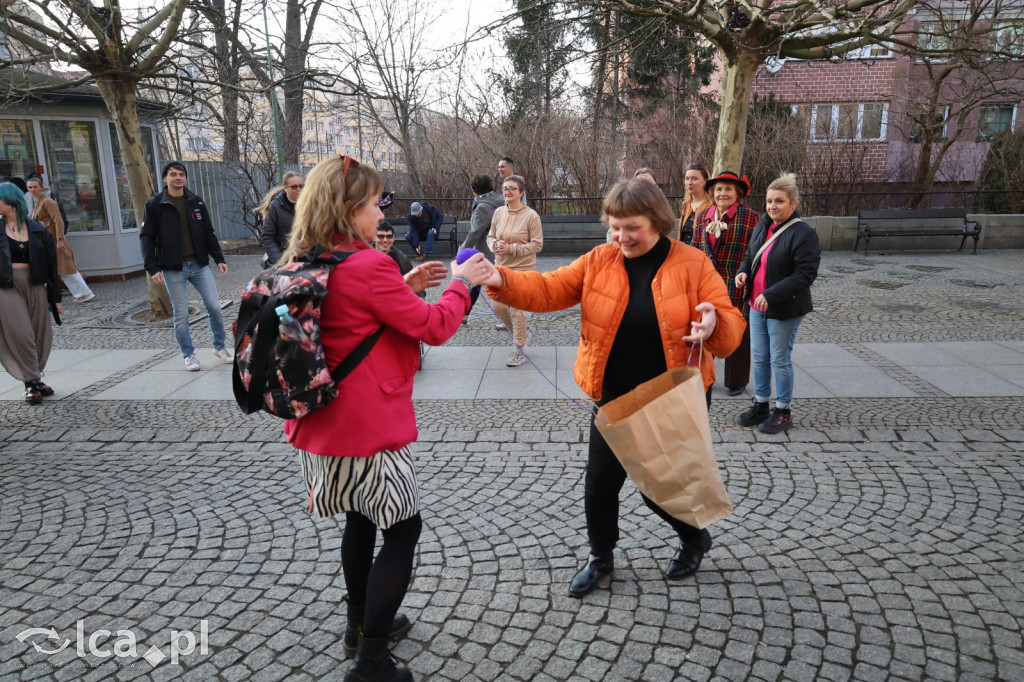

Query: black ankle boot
<box><xmin>666</xmin><ymin>528</ymin><xmax>712</xmax><ymax>580</ymax></box>
<box><xmin>343</xmin><ymin>636</ymin><xmax>413</xmax><ymax>682</ymax></box>
<box><xmin>569</xmin><ymin>554</ymin><xmax>613</xmax><ymax>597</ymax></box>
<box><xmin>343</xmin><ymin>603</ymin><xmax>413</xmax><ymax>659</ymax></box>
<box><xmin>736</xmin><ymin>399</ymin><xmax>771</xmax><ymax>426</ymax></box>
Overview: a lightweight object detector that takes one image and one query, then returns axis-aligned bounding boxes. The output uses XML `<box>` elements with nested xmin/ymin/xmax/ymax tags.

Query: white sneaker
<box><xmin>74</xmin><ymin>293</ymin><xmax>96</xmax><ymax>303</ymax></box>
<box><xmin>184</xmin><ymin>355</ymin><xmax>201</xmax><ymax>371</ymax></box>
<box><xmin>214</xmin><ymin>348</ymin><xmax>234</xmax><ymax>364</ymax></box>
<box><xmin>506</xmin><ymin>348</ymin><xmax>526</xmax><ymax>367</ymax></box>
<box><xmin>495</xmin><ymin>321</ymin><xmax>506</xmax><ymax>331</ymax></box>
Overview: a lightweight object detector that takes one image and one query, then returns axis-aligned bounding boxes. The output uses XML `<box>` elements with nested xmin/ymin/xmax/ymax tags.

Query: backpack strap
<box><xmin>330</xmin><ymin>325</ymin><xmax>385</xmax><ymax>384</ymax></box>
<box><xmin>312</xmin><ymin>245</ymin><xmax>384</xmax><ymax>385</ymax></box>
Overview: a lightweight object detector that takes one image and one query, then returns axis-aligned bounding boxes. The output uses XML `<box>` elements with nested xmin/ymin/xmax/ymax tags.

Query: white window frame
<box><xmin>909</xmin><ymin>104</ymin><xmax>951</xmax><ymax>143</ymax></box>
<box><xmin>809</xmin><ymin>102</ymin><xmax>889</xmax><ymax>142</ymax></box>
<box><xmin>978</xmin><ymin>103</ymin><xmax>1019</xmax><ymax>140</ymax></box>
<box><xmin>994</xmin><ymin>22</ymin><xmax>1024</xmax><ymax>59</ymax></box>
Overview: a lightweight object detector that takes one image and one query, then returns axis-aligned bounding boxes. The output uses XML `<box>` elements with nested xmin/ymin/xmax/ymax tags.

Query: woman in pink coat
<box><xmin>279</xmin><ymin>154</ymin><xmax>491</xmax><ymax>682</ymax></box>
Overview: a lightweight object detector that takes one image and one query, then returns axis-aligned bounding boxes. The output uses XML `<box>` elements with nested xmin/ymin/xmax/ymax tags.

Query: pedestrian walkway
<box><xmin>4</xmin><ymin>341</ymin><xmax>1023</xmax><ymax>401</ymax></box>
<box><xmin>1</xmin><ymin>250</ymin><xmax>1022</xmax><ymax>682</ymax></box>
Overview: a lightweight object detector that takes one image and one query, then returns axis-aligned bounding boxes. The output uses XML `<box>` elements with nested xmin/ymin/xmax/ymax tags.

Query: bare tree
<box><xmin>0</xmin><ymin>0</ymin><xmax>189</xmax><ymax>316</ymax></box>
<box><xmin>592</xmin><ymin>0</ymin><xmax>918</xmax><ymax>173</ymax></box>
<box><xmin>328</xmin><ymin>0</ymin><xmax>451</xmax><ymax>194</ymax></box>
<box><xmin>886</xmin><ymin>0</ymin><xmax>1024</xmax><ymax>207</ymax></box>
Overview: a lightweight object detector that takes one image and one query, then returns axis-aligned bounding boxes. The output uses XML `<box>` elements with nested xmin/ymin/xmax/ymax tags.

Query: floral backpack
<box><xmin>232</xmin><ymin>248</ymin><xmax>383</xmax><ymax>419</ymax></box>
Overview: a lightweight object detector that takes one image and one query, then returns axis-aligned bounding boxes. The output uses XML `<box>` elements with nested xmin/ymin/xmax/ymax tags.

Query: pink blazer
<box><xmin>283</xmin><ymin>241</ymin><xmax>469</xmax><ymax>457</ymax></box>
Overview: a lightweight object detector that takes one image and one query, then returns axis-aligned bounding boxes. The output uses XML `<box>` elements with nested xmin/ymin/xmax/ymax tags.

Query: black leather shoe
<box><xmin>569</xmin><ymin>554</ymin><xmax>613</xmax><ymax>597</ymax></box>
<box><xmin>666</xmin><ymin>529</ymin><xmax>713</xmax><ymax>580</ymax></box>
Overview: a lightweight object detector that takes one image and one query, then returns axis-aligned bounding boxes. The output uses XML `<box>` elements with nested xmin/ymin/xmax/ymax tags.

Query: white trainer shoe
<box><xmin>214</xmin><ymin>348</ymin><xmax>234</xmax><ymax>364</ymax></box>
<box><xmin>184</xmin><ymin>355</ymin><xmax>201</xmax><ymax>371</ymax></box>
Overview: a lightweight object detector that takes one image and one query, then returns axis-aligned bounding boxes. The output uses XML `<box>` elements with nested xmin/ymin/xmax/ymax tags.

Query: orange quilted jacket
<box><xmin>486</xmin><ymin>241</ymin><xmax>745</xmax><ymax>400</ymax></box>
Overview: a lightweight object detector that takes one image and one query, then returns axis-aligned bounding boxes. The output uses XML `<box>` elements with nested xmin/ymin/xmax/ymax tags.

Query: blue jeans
<box><xmin>749</xmin><ymin>308</ymin><xmax>802</xmax><ymax>409</ymax></box>
<box><xmin>163</xmin><ymin>260</ymin><xmax>227</xmax><ymax>358</ymax></box>
<box><xmin>405</xmin><ymin>228</ymin><xmax>437</xmax><ymax>255</ymax></box>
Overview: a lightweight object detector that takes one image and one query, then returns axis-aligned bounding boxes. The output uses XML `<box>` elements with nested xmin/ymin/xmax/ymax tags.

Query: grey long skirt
<box><xmin>299</xmin><ymin>446</ymin><xmax>420</xmax><ymax>530</ymax></box>
<box><xmin>0</xmin><ymin>269</ymin><xmax>52</xmax><ymax>384</ymax></box>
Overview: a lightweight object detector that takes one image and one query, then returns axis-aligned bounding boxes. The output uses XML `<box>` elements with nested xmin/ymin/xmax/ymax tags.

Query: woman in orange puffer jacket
<box><xmin>481</xmin><ymin>179</ymin><xmax>745</xmax><ymax>597</ymax></box>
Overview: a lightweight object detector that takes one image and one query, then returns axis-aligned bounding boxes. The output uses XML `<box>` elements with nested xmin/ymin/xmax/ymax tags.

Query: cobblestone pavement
<box><xmin>1</xmin><ymin>250</ymin><xmax>1023</xmax><ymax>681</ymax></box>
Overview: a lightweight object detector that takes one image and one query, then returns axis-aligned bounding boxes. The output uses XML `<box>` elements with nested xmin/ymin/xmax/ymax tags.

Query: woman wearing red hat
<box><xmin>692</xmin><ymin>171</ymin><xmax>759</xmax><ymax>397</ymax></box>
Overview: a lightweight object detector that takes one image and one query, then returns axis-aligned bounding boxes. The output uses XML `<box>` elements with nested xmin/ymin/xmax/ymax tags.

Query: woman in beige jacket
<box><xmin>27</xmin><ymin>177</ymin><xmax>95</xmax><ymax>302</ymax></box>
<box><xmin>486</xmin><ymin>174</ymin><xmax>542</xmax><ymax>366</ymax></box>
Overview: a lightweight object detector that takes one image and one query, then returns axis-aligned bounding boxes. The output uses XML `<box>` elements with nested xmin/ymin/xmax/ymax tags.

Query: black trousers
<box><xmin>724</xmin><ymin>325</ymin><xmax>751</xmax><ymax>391</ymax></box>
<box><xmin>585</xmin><ymin>397</ymin><xmax>709</xmax><ymax>557</ymax></box>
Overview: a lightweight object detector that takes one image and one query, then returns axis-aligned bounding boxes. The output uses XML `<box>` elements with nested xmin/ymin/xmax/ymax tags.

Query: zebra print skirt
<box><xmin>299</xmin><ymin>446</ymin><xmax>420</xmax><ymax>530</ymax></box>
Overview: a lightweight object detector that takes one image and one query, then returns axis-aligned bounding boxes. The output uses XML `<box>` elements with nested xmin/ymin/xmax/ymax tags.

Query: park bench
<box><xmin>855</xmin><ymin>208</ymin><xmax>981</xmax><ymax>255</ymax></box>
<box><xmin>538</xmin><ymin>214</ymin><xmax>606</xmax><ymax>248</ymax></box>
<box><xmin>387</xmin><ymin>215</ymin><xmax>459</xmax><ymax>257</ymax></box>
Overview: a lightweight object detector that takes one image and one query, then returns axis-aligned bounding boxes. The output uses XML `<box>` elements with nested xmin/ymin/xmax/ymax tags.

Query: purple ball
<box><xmin>456</xmin><ymin>248</ymin><xmax>481</xmax><ymax>265</ymax></box>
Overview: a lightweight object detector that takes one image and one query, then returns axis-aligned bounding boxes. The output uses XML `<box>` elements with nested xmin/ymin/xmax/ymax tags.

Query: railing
<box><xmin>390</xmin><ymin>189</ymin><xmax>1024</xmax><ymax>221</ymax></box>
<box><xmin>171</xmin><ymin>159</ymin><xmax>1024</xmax><ymax>241</ymax></box>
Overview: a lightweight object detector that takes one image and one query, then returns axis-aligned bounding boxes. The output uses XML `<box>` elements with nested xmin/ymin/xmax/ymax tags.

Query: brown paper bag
<box><xmin>595</xmin><ymin>365</ymin><xmax>733</xmax><ymax>529</ymax></box>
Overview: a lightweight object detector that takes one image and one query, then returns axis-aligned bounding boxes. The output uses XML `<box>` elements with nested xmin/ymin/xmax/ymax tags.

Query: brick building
<box><xmin>751</xmin><ymin>11</ymin><xmax>1024</xmax><ymax>192</ymax></box>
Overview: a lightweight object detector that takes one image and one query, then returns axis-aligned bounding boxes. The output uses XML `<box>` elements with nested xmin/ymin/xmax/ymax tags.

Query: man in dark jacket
<box><xmin>405</xmin><ymin>201</ymin><xmax>443</xmax><ymax>261</ymax></box>
<box><xmin>140</xmin><ymin>161</ymin><xmax>231</xmax><ymax>372</ymax></box>
<box><xmin>460</xmin><ymin>175</ymin><xmax>501</xmax><ymax>261</ymax></box>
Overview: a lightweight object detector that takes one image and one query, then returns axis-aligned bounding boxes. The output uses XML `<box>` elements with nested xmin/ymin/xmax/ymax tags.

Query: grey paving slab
<box><xmin>419</xmin><ymin>346</ymin><xmax>491</xmax><ymax>370</ymax></box>
<box><xmin>862</xmin><ymin>342</ymin><xmax>962</xmax><ymax>367</ymax></box>
<box><xmin>90</xmin><ymin>370</ymin><xmax>200</xmax><ymax>400</ymax></box>
<box><xmin>484</xmin><ymin>345</ymin><xmax>557</xmax><ymax>370</ymax></box>
<box><xmin>800</xmin><ymin>365</ymin><xmax>919</xmax><ymax>398</ymax></box>
<box><xmin>792</xmin><ymin>343</ymin><xmax>870</xmax><ymax>367</ymax></box>
<box><xmin>412</xmin><ymin>370</ymin><xmax>484</xmax><ymax>400</ymax></box>
<box><xmin>930</xmin><ymin>341</ymin><xmax>1024</xmax><ymax>366</ymax></box>
<box><xmin>554</xmin><ymin>371</ymin><xmax>591</xmax><ymax>402</ymax></box>
<box><xmin>164</xmin><ymin>370</ymin><xmax>236</xmax><ymax>401</ymax></box>
<box><xmin>903</xmin><ymin>364</ymin><xmax>1024</xmax><ymax>397</ymax></box>
<box><xmin>792</xmin><ymin>368</ymin><xmax>834</xmax><ymax>399</ymax></box>
<box><xmin>0</xmin><ymin>370</ymin><xmax>108</xmax><ymax>400</ymax></box>
<box><xmin>476</xmin><ymin>368</ymin><xmax>559</xmax><ymax>399</ymax></box>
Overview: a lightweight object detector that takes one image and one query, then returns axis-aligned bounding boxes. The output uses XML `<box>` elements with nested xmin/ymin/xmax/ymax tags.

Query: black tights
<box><xmin>341</xmin><ymin>512</ymin><xmax>422</xmax><ymax>637</ymax></box>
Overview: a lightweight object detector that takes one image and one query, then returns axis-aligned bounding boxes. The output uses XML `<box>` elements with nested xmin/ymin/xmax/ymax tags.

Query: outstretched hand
<box><xmin>450</xmin><ymin>252</ymin><xmax>496</xmax><ymax>287</ymax></box>
<box><xmin>405</xmin><ymin>261</ymin><xmax>447</xmax><ymax>293</ymax></box>
<box><xmin>682</xmin><ymin>302</ymin><xmax>717</xmax><ymax>344</ymax></box>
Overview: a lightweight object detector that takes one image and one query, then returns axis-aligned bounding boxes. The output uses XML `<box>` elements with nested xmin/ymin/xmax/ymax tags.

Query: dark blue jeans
<box><xmin>405</xmin><ymin>228</ymin><xmax>437</xmax><ymax>255</ymax></box>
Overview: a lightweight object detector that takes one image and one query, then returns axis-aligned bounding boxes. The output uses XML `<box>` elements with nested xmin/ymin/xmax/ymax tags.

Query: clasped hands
<box><xmin>404</xmin><ymin>253</ymin><xmax>501</xmax><ymax>293</ymax></box>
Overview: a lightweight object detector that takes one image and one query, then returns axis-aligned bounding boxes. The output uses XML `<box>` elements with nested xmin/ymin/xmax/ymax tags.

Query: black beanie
<box><xmin>162</xmin><ymin>161</ymin><xmax>187</xmax><ymax>179</ymax></box>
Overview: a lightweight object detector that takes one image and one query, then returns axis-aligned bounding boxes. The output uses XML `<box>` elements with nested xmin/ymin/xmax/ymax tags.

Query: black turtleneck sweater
<box><xmin>601</xmin><ymin>235</ymin><xmax>671</xmax><ymax>403</ymax></box>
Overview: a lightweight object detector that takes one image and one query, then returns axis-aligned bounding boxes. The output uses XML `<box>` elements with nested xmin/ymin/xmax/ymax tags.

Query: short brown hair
<box><xmin>601</xmin><ymin>179</ymin><xmax>675</xmax><ymax>235</ymax></box>
<box><xmin>502</xmin><ymin>174</ymin><xmax>526</xmax><ymax>192</ymax></box>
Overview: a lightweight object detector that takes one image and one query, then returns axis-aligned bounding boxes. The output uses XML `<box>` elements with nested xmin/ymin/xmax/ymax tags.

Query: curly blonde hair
<box><xmin>279</xmin><ymin>157</ymin><xmax>383</xmax><ymax>264</ymax></box>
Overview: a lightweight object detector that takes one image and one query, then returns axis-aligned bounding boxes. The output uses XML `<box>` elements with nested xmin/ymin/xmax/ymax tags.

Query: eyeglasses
<box><xmin>502</xmin><ymin>187</ymin><xmax>521</xmax><ymax>193</ymax></box>
<box><xmin>375</xmin><ymin>234</ymin><xmax>394</xmax><ymax>240</ymax></box>
<box><xmin>287</xmin><ymin>183</ymin><xmax>303</xmax><ymax>190</ymax></box>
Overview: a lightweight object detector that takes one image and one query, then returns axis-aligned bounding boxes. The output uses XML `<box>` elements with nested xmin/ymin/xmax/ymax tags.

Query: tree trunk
<box><xmin>211</xmin><ymin>0</ymin><xmax>240</xmax><ymax>163</ymax></box>
<box><xmin>713</xmin><ymin>49</ymin><xmax>762</xmax><ymax>174</ymax></box>
<box><xmin>281</xmin><ymin>0</ymin><xmax>305</xmax><ymax>165</ymax></box>
<box><xmin>96</xmin><ymin>77</ymin><xmax>172</xmax><ymax>317</ymax></box>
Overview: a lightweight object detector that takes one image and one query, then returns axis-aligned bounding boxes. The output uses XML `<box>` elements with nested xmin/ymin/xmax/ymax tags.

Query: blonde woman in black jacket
<box><xmin>734</xmin><ymin>173</ymin><xmax>821</xmax><ymax>434</ymax></box>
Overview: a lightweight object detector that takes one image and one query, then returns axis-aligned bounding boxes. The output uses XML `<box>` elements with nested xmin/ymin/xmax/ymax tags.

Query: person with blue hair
<box><xmin>0</xmin><ymin>182</ymin><xmax>62</xmax><ymax>403</ymax></box>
